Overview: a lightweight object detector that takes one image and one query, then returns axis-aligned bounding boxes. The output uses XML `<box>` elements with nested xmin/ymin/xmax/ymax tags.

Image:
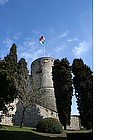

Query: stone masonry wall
<box><xmin>31</xmin><ymin>57</ymin><xmax>57</xmax><ymax>111</ymax></box>
<box><xmin>0</xmin><ymin>99</ymin><xmax>59</xmax><ymax>128</ymax></box>
<box><xmin>67</xmin><ymin>115</ymin><xmax>81</xmax><ymax>130</ymax></box>
<box><xmin>0</xmin><ymin>100</ymin><xmax>81</xmax><ymax>130</ymax></box>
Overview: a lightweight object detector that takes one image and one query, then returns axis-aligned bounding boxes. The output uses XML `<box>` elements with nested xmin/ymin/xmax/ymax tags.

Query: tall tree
<box><xmin>72</xmin><ymin>58</ymin><xmax>93</xmax><ymax>129</ymax></box>
<box><xmin>4</xmin><ymin>43</ymin><xmax>18</xmax><ymax>82</ymax></box>
<box><xmin>17</xmin><ymin>58</ymin><xmax>42</xmax><ymax>128</ymax></box>
<box><xmin>0</xmin><ymin>44</ymin><xmax>18</xmax><ymax>113</ymax></box>
<box><xmin>0</xmin><ymin>60</ymin><xmax>16</xmax><ymax>112</ymax></box>
<box><xmin>52</xmin><ymin>58</ymin><xmax>73</xmax><ymax>130</ymax></box>
<box><xmin>16</xmin><ymin>58</ymin><xmax>30</xmax><ymax>128</ymax></box>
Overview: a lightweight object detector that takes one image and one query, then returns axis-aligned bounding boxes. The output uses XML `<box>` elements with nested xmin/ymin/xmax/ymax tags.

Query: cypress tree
<box><xmin>16</xmin><ymin>58</ymin><xmax>29</xmax><ymax>128</ymax></box>
<box><xmin>72</xmin><ymin>58</ymin><xmax>93</xmax><ymax>129</ymax></box>
<box><xmin>52</xmin><ymin>58</ymin><xmax>73</xmax><ymax>130</ymax></box>
<box><xmin>4</xmin><ymin>43</ymin><xmax>18</xmax><ymax>96</ymax></box>
<box><xmin>0</xmin><ymin>44</ymin><xmax>18</xmax><ymax>112</ymax></box>
<box><xmin>4</xmin><ymin>43</ymin><xmax>18</xmax><ymax>80</ymax></box>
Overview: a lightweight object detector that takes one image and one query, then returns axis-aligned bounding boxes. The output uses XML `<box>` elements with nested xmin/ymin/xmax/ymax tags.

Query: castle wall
<box><xmin>13</xmin><ymin>101</ymin><xmax>59</xmax><ymax>128</ymax></box>
<box><xmin>67</xmin><ymin>115</ymin><xmax>81</xmax><ymax>130</ymax></box>
<box><xmin>0</xmin><ymin>99</ymin><xmax>18</xmax><ymax>126</ymax></box>
<box><xmin>0</xmin><ymin>99</ymin><xmax>59</xmax><ymax>128</ymax></box>
<box><xmin>0</xmin><ymin>100</ymin><xmax>81</xmax><ymax>130</ymax></box>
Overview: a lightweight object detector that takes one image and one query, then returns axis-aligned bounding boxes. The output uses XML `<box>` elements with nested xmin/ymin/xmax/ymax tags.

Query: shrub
<box><xmin>36</xmin><ymin>118</ymin><xmax>63</xmax><ymax>134</ymax></box>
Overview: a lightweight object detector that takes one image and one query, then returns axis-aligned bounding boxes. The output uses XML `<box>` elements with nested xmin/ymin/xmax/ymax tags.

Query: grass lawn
<box><xmin>0</xmin><ymin>125</ymin><xmax>67</xmax><ymax>140</ymax></box>
<box><xmin>0</xmin><ymin>125</ymin><xmax>93</xmax><ymax>140</ymax></box>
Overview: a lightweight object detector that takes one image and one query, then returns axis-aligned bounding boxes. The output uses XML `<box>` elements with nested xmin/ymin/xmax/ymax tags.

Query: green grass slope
<box><xmin>0</xmin><ymin>125</ymin><xmax>93</xmax><ymax>140</ymax></box>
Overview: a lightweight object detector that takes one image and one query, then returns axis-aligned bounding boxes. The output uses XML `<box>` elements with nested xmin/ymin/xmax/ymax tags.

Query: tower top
<box><xmin>31</xmin><ymin>57</ymin><xmax>55</xmax><ymax>65</ymax></box>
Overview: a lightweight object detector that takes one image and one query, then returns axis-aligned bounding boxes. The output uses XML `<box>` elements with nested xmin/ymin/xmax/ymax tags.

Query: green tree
<box><xmin>17</xmin><ymin>58</ymin><xmax>42</xmax><ymax>128</ymax></box>
<box><xmin>72</xmin><ymin>58</ymin><xmax>93</xmax><ymax>129</ymax></box>
<box><xmin>4</xmin><ymin>43</ymin><xmax>18</xmax><ymax>82</ymax></box>
<box><xmin>16</xmin><ymin>58</ymin><xmax>30</xmax><ymax>128</ymax></box>
<box><xmin>0</xmin><ymin>60</ymin><xmax>16</xmax><ymax>112</ymax></box>
<box><xmin>52</xmin><ymin>58</ymin><xmax>73</xmax><ymax>130</ymax></box>
<box><xmin>0</xmin><ymin>44</ymin><xmax>18</xmax><ymax>113</ymax></box>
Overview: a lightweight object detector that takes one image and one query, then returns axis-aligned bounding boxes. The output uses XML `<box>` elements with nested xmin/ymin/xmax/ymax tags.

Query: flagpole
<box><xmin>44</xmin><ymin>45</ymin><xmax>45</xmax><ymax>57</ymax></box>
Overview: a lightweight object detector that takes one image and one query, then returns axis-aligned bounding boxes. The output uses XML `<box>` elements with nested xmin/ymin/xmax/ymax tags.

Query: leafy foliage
<box><xmin>17</xmin><ymin>58</ymin><xmax>29</xmax><ymax>100</ymax></box>
<box><xmin>16</xmin><ymin>58</ymin><xmax>43</xmax><ymax>128</ymax></box>
<box><xmin>0</xmin><ymin>44</ymin><xmax>18</xmax><ymax>112</ymax></box>
<box><xmin>4</xmin><ymin>43</ymin><xmax>18</xmax><ymax>77</ymax></box>
<box><xmin>16</xmin><ymin>58</ymin><xmax>30</xmax><ymax>128</ymax></box>
<box><xmin>72</xmin><ymin>58</ymin><xmax>93</xmax><ymax>129</ymax></box>
<box><xmin>36</xmin><ymin>118</ymin><xmax>63</xmax><ymax>134</ymax></box>
<box><xmin>52</xmin><ymin>58</ymin><xmax>73</xmax><ymax>130</ymax></box>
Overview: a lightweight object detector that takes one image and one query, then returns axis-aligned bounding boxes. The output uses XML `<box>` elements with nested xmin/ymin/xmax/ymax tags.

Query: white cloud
<box><xmin>72</xmin><ymin>41</ymin><xmax>88</xmax><ymax>57</ymax></box>
<box><xmin>55</xmin><ymin>45</ymin><xmax>66</xmax><ymax>52</ymax></box>
<box><xmin>32</xmin><ymin>29</ymin><xmax>40</xmax><ymax>35</ymax></box>
<box><xmin>3</xmin><ymin>38</ymin><xmax>14</xmax><ymax>48</ymax></box>
<box><xmin>2</xmin><ymin>34</ymin><xmax>52</xmax><ymax>70</ymax></box>
<box><xmin>22</xmin><ymin>38</ymin><xmax>37</xmax><ymax>50</ymax></box>
<box><xmin>20</xmin><ymin>49</ymin><xmax>43</xmax><ymax>62</ymax></box>
<box><xmin>13</xmin><ymin>32</ymin><xmax>21</xmax><ymax>40</ymax></box>
<box><xmin>67</xmin><ymin>37</ymin><xmax>78</xmax><ymax>42</ymax></box>
<box><xmin>34</xmin><ymin>49</ymin><xmax>44</xmax><ymax>59</ymax></box>
<box><xmin>20</xmin><ymin>52</ymin><xmax>32</xmax><ymax>60</ymax></box>
<box><xmin>20</xmin><ymin>39</ymin><xmax>41</xmax><ymax>57</ymax></box>
<box><xmin>18</xmin><ymin>37</ymin><xmax>49</xmax><ymax>70</ymax></box>
<box><xmin>58</xmin><ymin>30</ymin><xmax>69</xmax><ymax>38</ymax></box>
<box><xmin>2</xmin><ymin>32</ymin><xmax>21</xmax><ymax>49</ymax></box>
<box><xmin>0</xmin><ymin>0</ymin><xmax>8</xmax><ymax>6</ymax></box>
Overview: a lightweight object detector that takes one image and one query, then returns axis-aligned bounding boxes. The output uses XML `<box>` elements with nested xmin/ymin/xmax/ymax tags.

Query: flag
<box><xmin>39</xmin><ymin>35</ymin><xmax>45</xmax><ymax>45</ymax></box>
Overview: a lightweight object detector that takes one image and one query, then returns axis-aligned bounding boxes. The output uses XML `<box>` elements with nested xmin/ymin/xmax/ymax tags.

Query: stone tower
<box><xmin>31</xmin><ymin>57</ymin><xmax>57</xmax><ymax>112</ymax></box>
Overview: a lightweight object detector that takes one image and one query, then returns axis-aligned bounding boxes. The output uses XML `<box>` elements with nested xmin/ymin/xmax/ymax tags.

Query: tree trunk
<box><xmin>64</xmin><ymin>124</ymin><xmax>67</xmax><ymax>130</ymax></box>
<box><xmin>20</xmin><ymin>108</ymin><xmax>26</xmax><ymax>128</ymax></box>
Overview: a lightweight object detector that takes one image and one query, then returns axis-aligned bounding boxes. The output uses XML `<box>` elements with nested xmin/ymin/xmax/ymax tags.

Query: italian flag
<box><xmin>39</xmin><ymin>36</ymin><xmax>45</xmax><ymax>45</ymax></box>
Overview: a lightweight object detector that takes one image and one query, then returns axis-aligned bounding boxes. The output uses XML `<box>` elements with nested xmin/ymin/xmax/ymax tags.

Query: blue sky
<box><xmin>0</xmin><ymin>0</ymin><xmax>93</xmax><ymax>115</ymax></box>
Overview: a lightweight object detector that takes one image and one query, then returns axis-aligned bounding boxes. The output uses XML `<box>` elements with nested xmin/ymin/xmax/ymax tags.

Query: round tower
<box><xmin>31</xmin><ymin>57</ymin><xmax>57</xmax><ymax>111</ymax></box>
